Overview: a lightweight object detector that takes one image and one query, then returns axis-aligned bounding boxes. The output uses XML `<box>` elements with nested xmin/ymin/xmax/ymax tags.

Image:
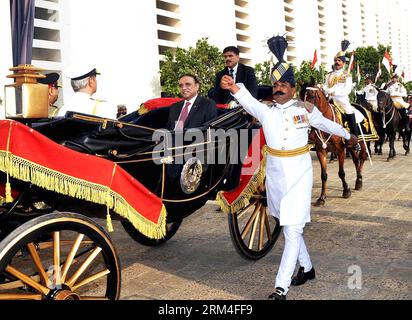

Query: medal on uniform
<box><xmin>293</xmin><ymin>114</ymin><xmax>309</xmax><ymax>129</ymax></box>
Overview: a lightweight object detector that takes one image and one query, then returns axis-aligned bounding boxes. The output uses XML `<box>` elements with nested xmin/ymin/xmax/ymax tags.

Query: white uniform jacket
<box><xmin>387</xmin><ymin>82</ymin><xmax>407</xmax><ymax>98</ymax></box>
<box><xmin>357</xmin><ymin>84</ymin><xmax>378</xmax><ymax>102</ymax></box>
<box><xmin>324</xmin><ymin>69</ymin><xmax>353</xmax><ymax>98</ymax></box>
<box><xmin>57</xmin><ymin>92</ymin><xmax>117</xmax><ymax>119</ymax></box>
<box><xmin>234</xmin><ymin>85</ymin><xmax>350</xmax><ymax>226</ymax></box>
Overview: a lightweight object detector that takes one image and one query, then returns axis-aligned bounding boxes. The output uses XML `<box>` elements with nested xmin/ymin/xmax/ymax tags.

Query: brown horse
<box><xmin>300</xmin><ymin>83</ymin><xmax>368</xmax><ymax>207</ymax></box>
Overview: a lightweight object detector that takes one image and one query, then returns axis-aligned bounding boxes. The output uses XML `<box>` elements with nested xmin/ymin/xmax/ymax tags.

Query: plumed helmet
<box><xmin>267</xmin><ymin>36</ymin><xmax>296</xmax><ymax>87</ymax></box>
<box><xmin>335</xmin><ymin>40</ymin><xmax>350</xmax><ymax>62</ymax></box>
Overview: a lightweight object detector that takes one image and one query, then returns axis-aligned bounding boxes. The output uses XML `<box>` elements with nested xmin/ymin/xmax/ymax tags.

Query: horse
<box><xmin>377</xmin><ymin>91</ymin><xmax>411</xmax><ymax>160</ymax></box>
<box><xmin>300</xmin><ymin>83</ymin><xmax>368</xmax><ymax>207</ymax></box>
<box><xmin>355</xmin><ymin>92</ymin><xmax>385</xmax><ymax>155</ymax></box>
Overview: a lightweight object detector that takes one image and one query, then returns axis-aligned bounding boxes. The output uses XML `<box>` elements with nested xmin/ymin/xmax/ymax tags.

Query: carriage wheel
<box><xmin>121</xmin><ymin>219</ymin><xmax>182</xmax><ymax>247</ymax></box>
<box><xmin>0</xmin><ymin>213</ymin><xmax>120</xmax><ymax>300</ymax></box>
<box><xmin>228</xmin><ymin>189</ymin><xmax>282</xmax><ymax>260</ymax></box>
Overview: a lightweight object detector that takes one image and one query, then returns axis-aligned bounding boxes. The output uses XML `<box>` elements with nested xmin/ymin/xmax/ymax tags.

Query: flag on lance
<box><xmin>382</xmin><ymin>51</ymin><xmax>393</xmax><ymax>74</ymax></box>
<box><xmin>375</xmin><ymin>61</ymin><xmax>382</xmax><ymax>83</ymax></box>
<box><xmin>310</xmin><ymin>50</ymin><xmax>319</xmax><ymax>70</ymax></box>
<box><xmin>348</xmin><ymin>51</ymin><xmax>355</xmax><ymax>72</ymax></box>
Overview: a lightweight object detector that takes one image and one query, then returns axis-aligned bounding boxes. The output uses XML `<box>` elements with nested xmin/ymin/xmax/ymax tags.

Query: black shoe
<box><xmin>291</xmin><ymin>267</ymin><xmax>316</xmax><ymax>286</ymax></box>
<box><xmin>268</xmin><ymin>287</ymin><xmax>287</xmax><ymax>300</ymax></box>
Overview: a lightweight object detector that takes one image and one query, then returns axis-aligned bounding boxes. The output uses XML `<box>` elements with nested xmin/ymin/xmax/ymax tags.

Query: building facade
<box><xmin>1</xmin><ymin>0</ymin><xmax>412</xmax><ymax>109</ymax></box>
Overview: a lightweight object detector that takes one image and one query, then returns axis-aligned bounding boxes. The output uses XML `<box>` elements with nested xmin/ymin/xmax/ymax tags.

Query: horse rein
<box><xmin>304</xmin><ymin>87</ymin><xmax>336</xmax><ymax>149</ymax></box>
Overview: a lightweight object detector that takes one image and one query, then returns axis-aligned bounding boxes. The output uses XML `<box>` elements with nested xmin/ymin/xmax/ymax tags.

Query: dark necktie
<box><xmin>175</xmin><ymin>101</ymin><xmax>191</xmax><ymax>130</ymax></box>
<box><xmin>229</xmin><ymin>68</ymin><xmax>234</xmax><ymax>79</ymax></box>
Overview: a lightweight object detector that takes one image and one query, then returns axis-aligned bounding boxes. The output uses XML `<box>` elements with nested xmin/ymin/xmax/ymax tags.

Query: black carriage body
<box><xmin>1</xmin><ymin>107</ymin><xmax>260</xmax><ymax>223</ymax></box>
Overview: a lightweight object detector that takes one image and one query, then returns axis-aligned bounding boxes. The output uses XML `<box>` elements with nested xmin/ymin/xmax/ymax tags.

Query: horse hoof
<box><xmin>343</xmin><ymin>190</ymin><xmax>352</xmax><ymax>199</ymax></box>
<box><xmin>314</xmin><ymin>199</ymin><xmax>325</xmax><ymax>207</ymax></box>
<box><xmin>355</xmin><ymin>183</ymin><xmax>363</xmax><ymax>191</ymax></box>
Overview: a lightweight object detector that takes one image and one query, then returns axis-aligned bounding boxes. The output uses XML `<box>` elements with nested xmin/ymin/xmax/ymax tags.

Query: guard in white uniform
<box><xmin>221</xmin><ymin>36</ymin><xmax>358</xmax><ymax>300</ymax></box>
<box><xmin>385</xmin><ymin>75</ymin><xmax>410</xmax><ymax>131</ymax></box>
<box><xmin>324</xmin><ymin>41</ymin><xmax>359</xmax><ymax>136</ymax></box>
<box><xmin>57</xmin><ymin>65</ymin><xmax>117</xmax><ymax>119</ymax></box>
<box><xmin>356</xmin><ymin>77</ymin><xmax>379</xmax><ymax>112</ymax></box>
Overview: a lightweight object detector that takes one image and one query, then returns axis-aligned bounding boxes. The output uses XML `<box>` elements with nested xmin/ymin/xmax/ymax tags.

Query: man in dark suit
<box><xmin>167</xmin><ymin>74</ymin><xmax>218</xmax><ymax>131</ymax></box>
<box><xmin>212</xmin><ymin>46</ymin><xmax>258</xmax><ymax>104</ymax></box>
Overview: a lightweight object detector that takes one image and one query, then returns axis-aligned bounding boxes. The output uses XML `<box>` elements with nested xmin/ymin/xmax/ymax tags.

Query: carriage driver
<box><xmin>57</xmin><ymin>64</ymin><xmax>117</xmax><ymax>119</ymax></box>
<box><xmin>220</xmin><ymin>36</ymin><xmax>358</xmax><ymax>300</ymax></box>
<box><xmin>324</xmin><ymin>41</ymin><xmax>359</xmax><ymax>137</ymax></box>
<box><xmin>385</xmin><ymin>75</ymin><xmax>410</xmax><ymax>132</ymax></box>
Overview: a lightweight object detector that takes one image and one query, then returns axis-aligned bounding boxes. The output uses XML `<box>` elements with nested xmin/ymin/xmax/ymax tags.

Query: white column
<box><xmin>62</xmin><ymin>0</ymin><xmax>160</xmax><ymax>109</ymax></box>
<box><xmin>249</xmin><ymin>0</ymin><xmax>286</xmax><ymax>65</ymax></box>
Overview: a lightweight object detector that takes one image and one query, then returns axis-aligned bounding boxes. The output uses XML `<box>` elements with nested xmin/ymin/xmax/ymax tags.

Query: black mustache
<box><xmin>273</xmin><ymin>91</ymin><xmax>285</xmax><ymax>96</ymax></box>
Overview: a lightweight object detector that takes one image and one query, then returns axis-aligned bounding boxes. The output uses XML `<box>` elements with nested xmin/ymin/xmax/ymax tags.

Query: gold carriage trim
<box><xmin>216</xmin><ymin>148</ymin><xmax>267</xmax><ymax>215</ymax></box>
<box><xmin>264</xmin><ymin>145</ymin><xmax>311</xmax><ymax>158</ymax></box>
<box><xmin>0</xmin><ymin>151</ymin><xmax>167</xmax><ymax>240</ymax></box>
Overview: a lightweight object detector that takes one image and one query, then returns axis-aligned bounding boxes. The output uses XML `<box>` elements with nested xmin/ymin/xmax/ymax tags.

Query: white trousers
<box><xmin>275</xmin><ymin>224</ymin><xmax>312</xmax><ymax>294</ymax></box>
<box><xmin>333</xmin><ymin>96</ymin><xmax>355</xmax><ymax>114</ymax></box>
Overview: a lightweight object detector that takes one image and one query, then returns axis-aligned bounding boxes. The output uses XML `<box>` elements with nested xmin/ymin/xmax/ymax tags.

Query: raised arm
<box><xmin>220</xmin><ymin>75</ymin><xmax>269</xmax><ymax>122</ymax></box>
<box><xmin>308</xmin><ymin>106</ymin><xmax>357</xmax><ymax>145</ymax></box>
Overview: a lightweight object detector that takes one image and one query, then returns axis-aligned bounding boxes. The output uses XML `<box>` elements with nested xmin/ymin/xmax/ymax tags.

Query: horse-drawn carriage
<box><xmin>0</xmin><ymin>100</ymin><xmax>281</xmax><ymax>300</ymax></box>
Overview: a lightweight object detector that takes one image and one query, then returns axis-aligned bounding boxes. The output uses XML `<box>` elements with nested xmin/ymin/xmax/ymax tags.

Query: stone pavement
<box><xmin>104</xmin><ymin>140</ymin><xmax>411</xmax><ymax>300</ymax></box>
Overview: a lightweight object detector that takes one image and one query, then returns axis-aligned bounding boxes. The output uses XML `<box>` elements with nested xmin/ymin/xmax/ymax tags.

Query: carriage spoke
<box><xmin>66</xmin><ymin>247</ymin><xmax>102</xmax><ymax>288</ymax></box>
<box><xmin>72</xmin><ymin>269</ymin><xmax>110</xmax><ymax>291</ymax></box>
<box><xmin>37</xmin><ymin>240</ymin><xmax>93</xmax><ymax>251</ymax></box>
<box><xmin>53</xmin><ymin>232</ymin><xmax>61</xmax><ymax>287</ymax></box>
<box><xmin>236</xmin><ymin>200</ymin><xmax>259</xmax><ymax>220</ymax></box>
<box><xmin>259</xmin><ymin>208</ymin><xmax>266</xmax><ymax>251</ymax></box>
<box><xmin>5</xmin><ymin>265</ymin><xmax>50</xmax><ymax>295</ymax></box>
<box><xmin>248</xmin><ymin>206</ymin><xmax>261</xmax><ymax>250</ymax></box>
<box><xmin>264</xmin><ymin>209</ymin><xmax>273</xmax><ymax>241</ymax></box>
<box><xmin>26</xmin><ymin>243</ymin><xmax>50</xmax><ymax>287</ymax></box>
<box><xmin>0</xmin><ymin>293</ymin><xmax>43</xmax><ymax>300</ymax></box>
<box><xmin>61</xmin><ymin>234</ymin><xmax>84</xmax><ymax>283</ymax></box>
<box><xmin>241</xmin><ymin>203</ymin><xmax>262</xmax><ymax>240</ymax></box>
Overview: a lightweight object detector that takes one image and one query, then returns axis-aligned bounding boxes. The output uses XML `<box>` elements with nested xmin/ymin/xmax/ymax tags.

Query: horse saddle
<box><xmin>331</xmin><ymin>102</ymin><xmax>379</xmax><ymax>142</ymax></box>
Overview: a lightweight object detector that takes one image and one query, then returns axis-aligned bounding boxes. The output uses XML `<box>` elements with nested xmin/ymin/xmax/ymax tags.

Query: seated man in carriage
<box><xmin>57</xmin><ymin>64</ymin><xmax>117</xmax><ymax>120</ymax></box>
<box><xmin>166</xmin><ymin>74</ymin><xmax>218</xmax><ymax>131</ymax></box>
<box><xmin>385</xmin><ymin>74</ymin><xmax>410</xmax><ymax>132</ymax></box>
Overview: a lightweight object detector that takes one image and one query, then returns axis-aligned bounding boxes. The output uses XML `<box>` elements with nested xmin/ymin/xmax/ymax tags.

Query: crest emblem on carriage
<box><xmin>180</xmin><ymin>158</ymin><xmax>203</xmax><ymax>194</ymax></box>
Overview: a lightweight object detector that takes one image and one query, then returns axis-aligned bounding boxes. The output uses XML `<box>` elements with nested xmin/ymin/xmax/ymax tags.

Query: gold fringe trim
<box><xmin>138</xmin><ymin>104</ymin><xmax>149</xmax><ymax>116</ymax></box>
<box><xmin>216</xmin><ymin>149</ymin><xmax>267</xmax><ymax>215</ymax></box>
<box><xmin>0</xmin><ymin>151</ymin><xmax>167</xmax><ymax>239</ymax></box>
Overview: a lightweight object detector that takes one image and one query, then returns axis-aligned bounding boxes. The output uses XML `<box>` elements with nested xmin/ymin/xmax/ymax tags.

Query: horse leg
<box><xmin>406</xmin><ymin>130</ymin><xmax>411</xmax><ymax>156</ymax></box>
<box><xmin>387</xmin><ymin>134</ymin><xmax>395</xmax><ymax>161</ymax></box>
<box><xmin>350</xmin><ymin>143</ymin><xmax>365</xmax><ymax>191</ymax></box>
<box><xmin>367</xmin><ymin>141</ymin><xmax>372</xmax><ymax>158</ymax></box>
<box><xmin>403</xmin><ymin>129</ymin><xmax>411</xmax><ymax>155</ymax></box>
<box><xmin>315</xmin><ymin>150</ymin><xmax>328</xmax><ymax>207</ymax></box>
<box><xmin>338</xmin><ymin>148</ymin><xmax>352</xmax><ymax>199</ymax></box>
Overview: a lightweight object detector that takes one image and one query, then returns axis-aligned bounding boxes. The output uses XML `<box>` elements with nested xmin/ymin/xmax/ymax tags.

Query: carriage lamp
<box><xmin>4</xmin><ymin>64</ymin><xmax>49</xmax><ymax>118</ymax></box>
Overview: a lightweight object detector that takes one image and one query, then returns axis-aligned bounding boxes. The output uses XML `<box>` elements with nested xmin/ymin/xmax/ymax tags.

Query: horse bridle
<box><xmin>378</xmin><ymin>93</ymin><xmax>395</xmax><ymax>129</ymax></box>
<box><xmin>304</xmin><ymin>87</ymin><xmax>337</xmax><ymax>149</ymax></box>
